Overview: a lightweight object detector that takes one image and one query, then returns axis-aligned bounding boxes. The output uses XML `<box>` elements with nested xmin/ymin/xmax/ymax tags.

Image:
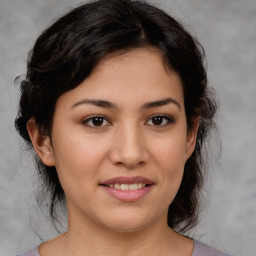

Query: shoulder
<box><xmin>16</xmin><ymin>247</ymin><xmax>40</xmax><ymax>256</ymax></box>
<box><xmin>16</xmin><ymin>241</ymin><xmax>234</xmax><ymax>256</ymax></box>
<box><xmin>192</xmin><ymin>240</ymin><xmax>234</xmax><ymax>256</ymax></box>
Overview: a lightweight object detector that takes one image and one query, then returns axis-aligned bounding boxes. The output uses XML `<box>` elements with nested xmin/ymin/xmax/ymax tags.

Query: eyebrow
<box><xmin>140</xmin><ymin>97</ymin><xmax>181</xmax><ymax>111</ymax></box>
<box><xmin>71</xmin><ymin>97</ymin><xmax>181</xmax><ymax>110</ymax></box>
<box><xmin>71</xmin><ymin>99</ymin><xmax>118</xmax><ymax>109</ymax></box>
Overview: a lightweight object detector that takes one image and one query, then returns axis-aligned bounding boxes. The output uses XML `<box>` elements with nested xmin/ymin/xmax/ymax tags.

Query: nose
<box><xmin>108</xmin><ymin>124</ymin><xmax>149</xmax><ymax>169</ymax></box>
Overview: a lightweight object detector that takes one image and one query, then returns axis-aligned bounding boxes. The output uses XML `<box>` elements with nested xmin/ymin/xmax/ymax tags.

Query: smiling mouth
<box><xmin>100</xmin><ymin>176</ymin><xmax>154</xmax><ymax>201</ymax></box>
<box><xmin>101</xmin><ymin>183</ymin><xmax>149</xmax><ymax>190</ymax></box>
<box><xmin>100</xmin><ymin>176</ymin><xmax>154</xmax><ymax>191</ymax></box>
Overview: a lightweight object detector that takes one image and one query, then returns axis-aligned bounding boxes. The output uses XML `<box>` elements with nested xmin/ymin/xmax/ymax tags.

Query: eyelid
<box><xmin>82</xmin><ymin>115</ymin><xmax>112</xmax><ymax>128</ymax></box>
<box><xmin>145</xmin><ymin>114</ymin><xmax>175</xmax><ymax>126</ymax></box>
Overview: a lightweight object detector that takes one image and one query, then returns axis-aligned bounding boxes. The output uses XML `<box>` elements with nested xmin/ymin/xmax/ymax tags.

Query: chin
<box><xmin>99</xmin><ymin>212</ymin><xmax>161</xmax><ymax>233</ymax></box>
<box><xmin>104</xmin><ymin>222</ymin><xmax>149</xmax><ymax>233</ymax></box>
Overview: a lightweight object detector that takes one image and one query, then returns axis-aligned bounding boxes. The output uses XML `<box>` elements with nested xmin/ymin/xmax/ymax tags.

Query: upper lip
<box><xmin>100</xmin><ymin>176</ymin><xmax>154</xmax><ymax>185</ymax></box>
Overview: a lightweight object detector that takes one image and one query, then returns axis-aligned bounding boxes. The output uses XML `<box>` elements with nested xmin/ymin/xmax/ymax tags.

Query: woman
<box><xmin>15</xmin><ymin>0</ymin><xmax>232</xmax><ymax>255</ymax></box>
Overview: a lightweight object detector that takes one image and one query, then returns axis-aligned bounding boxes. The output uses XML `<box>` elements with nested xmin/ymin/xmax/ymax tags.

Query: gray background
<box><xmin>0</xmin><ymin>0</ymin><xmax>255</xmax><ymax>255</ymax></box>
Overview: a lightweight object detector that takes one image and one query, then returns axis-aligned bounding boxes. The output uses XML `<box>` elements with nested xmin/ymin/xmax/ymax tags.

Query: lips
<box><xmin>100</xmin><ymin>176</ymin><xmax>154</xmax><ymax>201</ymax></box>
<box><xmin>100</xmin><ymin>176</ymin><xmax>154</xmax><ymax>186</ymax></box>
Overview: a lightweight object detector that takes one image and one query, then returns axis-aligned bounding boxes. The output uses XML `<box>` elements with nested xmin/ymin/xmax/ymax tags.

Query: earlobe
<box><xmin>185</xmin><ymin>118</ymin><xmax>199</xmax><ymax>161</ymax></box>
<box><xmin>27</xmin><ymin>118</ymin><xmax>55</xmax><ymax>166</ymax></box>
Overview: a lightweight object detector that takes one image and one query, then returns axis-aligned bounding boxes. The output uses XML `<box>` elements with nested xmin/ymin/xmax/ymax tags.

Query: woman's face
<box><xmin>39</xmin><ymin>47</ymin><xmax>197</xmax><ymax>232</ymax></box>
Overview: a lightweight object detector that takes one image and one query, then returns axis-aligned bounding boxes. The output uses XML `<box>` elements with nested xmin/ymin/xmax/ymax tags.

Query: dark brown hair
<box><xmin>15</xmin><ymin>0</ymin><xmax>217</xmax><ymax>233</ymax></box>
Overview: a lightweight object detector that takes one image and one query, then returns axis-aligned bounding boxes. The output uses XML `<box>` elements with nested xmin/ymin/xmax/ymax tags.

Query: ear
<box><xmin>185</xmin><ymin>118</ymin><xmax>199</xmax><ymax>161</ymax></box>
<box><xmin>27</xmin><ymin>118</ymin><xmax>55</xmax><ymax>166</ymax></box>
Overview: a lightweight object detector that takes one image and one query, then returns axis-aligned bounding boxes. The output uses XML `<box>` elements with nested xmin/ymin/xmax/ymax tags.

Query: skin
<box><xmin>27</xmin><ymin>47</ymin><xmax>198</xmax><ymax>256</ymax></box>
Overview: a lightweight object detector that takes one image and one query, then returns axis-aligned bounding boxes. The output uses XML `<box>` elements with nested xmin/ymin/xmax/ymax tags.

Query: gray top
<box><xmin>17</xmin><ymin>240</ymin><xmax>233</xmax><ymax>256</ymax></box>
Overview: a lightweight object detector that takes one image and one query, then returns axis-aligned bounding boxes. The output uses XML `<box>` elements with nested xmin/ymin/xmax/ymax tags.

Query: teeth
<box><xmin>108</xmin><ymin>183</ymin><xmax>146</xmax><ymax>190</ymax></box>
<box><xmin>121</xmin><ymin>184</ymin><xmax>129</xmax><ymax>190</ymax></box>
<box><xmin>114</xmin><ymin>183</ymin><xmax>121</xmax><ymax>189</ymax></box>
<box><xmin>129</xmin><ymin>184</ymin><xmax>138</xmax><ymax>190</ymax></box>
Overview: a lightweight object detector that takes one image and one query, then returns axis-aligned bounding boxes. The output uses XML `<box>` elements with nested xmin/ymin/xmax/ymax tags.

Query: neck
<box><xmin>40</xmin><ymin>207</ymin><xmax>193</xmax><ymax>256</ymax></box>
<box><xmin>58</xmin><ymin>214</ymin><xmax>190</xmax><ymax>256</ymax></box>
<box><xmin>65</xmin><ymin>221</ymin><xmax>170</xmax><ymax>256</ymax></box>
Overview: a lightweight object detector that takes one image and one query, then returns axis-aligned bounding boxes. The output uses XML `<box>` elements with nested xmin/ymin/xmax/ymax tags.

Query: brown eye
<box><xmin>91</xmin><ymin>117</ymin><xmax>104</xmax><ymax>126</ymax></box>
<box><xmin>146</xmin><ymin>115</ymin><xmax>174</xmax><ymax>126</ymax></box>
<box><xmin>83</xmin><ymin>116</ymin><xmax>111</xmax><ymax>128</ymax></box>
<box><xmin>152</xmin><ymin>116</ymin><xmax>164</xmax><ymax>125</ymax></box>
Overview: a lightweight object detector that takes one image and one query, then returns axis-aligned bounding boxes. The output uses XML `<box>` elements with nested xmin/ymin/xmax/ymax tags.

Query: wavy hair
<box><xmin>15</xmin><ymin>0</ymin><xmax>217</xmax><ymax>233</ymax></box>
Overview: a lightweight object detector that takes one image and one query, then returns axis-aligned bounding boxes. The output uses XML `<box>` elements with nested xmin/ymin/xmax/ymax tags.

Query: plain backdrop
<box><xmin>0</xmin><ymin>0</ymin><xmax>255</xmax><ymax>255</ymax></box>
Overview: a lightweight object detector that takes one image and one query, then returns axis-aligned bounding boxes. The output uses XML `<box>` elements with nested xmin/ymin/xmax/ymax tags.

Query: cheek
<box><xmin>151</xmin><ymin>134</ymin><xmax>187</xmax><ymax>195</ymax></box>
<box><xmin>152</xmin><ymin>134</ymin><xmax>187</xmax><ymax>169</ymax></box>
<box><xmin>51</xmin><ymin>132</ymin><xmax>110</xmax><ymax>191</ymax></box>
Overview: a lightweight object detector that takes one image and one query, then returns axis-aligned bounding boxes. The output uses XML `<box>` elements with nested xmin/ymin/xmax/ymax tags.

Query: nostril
<box><xmin>108</xmin><ymin>144</ymin><xmax>149</xmax><ymax>168</ymax></box>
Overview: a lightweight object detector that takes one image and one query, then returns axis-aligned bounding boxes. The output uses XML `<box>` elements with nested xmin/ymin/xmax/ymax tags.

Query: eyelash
<box><xmin>145</xmin><ymin>115</ymin><xmax>175</xmax><ymax>127</ymax></box>
<box><xmin>82</xmin><ymin>115</ymin><xmax>111</xmax><ymax>128</ymax></box>
<box><xmin>82</xmin><ymin>115</ymin><xmax>174</xmax><ymax>128</ymax></box>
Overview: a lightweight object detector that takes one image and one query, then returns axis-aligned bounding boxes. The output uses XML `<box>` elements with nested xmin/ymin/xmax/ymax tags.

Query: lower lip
<box><xmin>101</xmin><ymin>185</ymin><xmax>153</xmax><ymax>202</ymax></box>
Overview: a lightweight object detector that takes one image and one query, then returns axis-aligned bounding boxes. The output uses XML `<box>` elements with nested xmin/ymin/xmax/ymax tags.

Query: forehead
<box><xmin>57</xmin><ymin>47</ymin><xmax>184</xmax><ymax>110</ymax></box>
<box><xmin>95</xmin><ymin>47</ymin><xmax>171</xmax><ymax>78</ymax></box>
